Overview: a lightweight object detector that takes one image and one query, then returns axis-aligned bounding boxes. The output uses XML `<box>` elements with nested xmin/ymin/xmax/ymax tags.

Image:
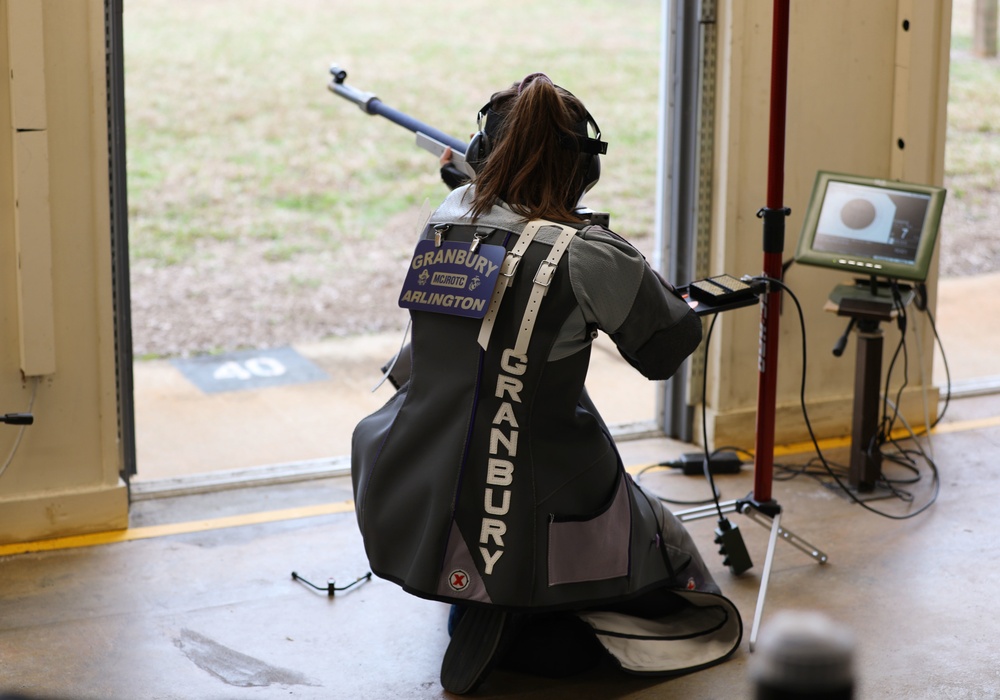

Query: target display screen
<box><xmin>795</xmin><ymin>172</ymin><xmax>946</xmax><ymax>282</ymax></box>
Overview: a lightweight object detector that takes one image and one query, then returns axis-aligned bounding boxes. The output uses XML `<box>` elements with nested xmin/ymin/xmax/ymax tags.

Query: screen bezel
<box><xmin>794</xmin><ymin>171</ymin><xmax>946</xmax><ymax>282</ymax></box>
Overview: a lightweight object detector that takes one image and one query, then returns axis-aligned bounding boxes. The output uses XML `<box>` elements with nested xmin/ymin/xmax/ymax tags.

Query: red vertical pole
<box><xmin>765</xmin><ymin>2</ymin><xmax>791</xmax><ymax>210</ymax></box>
<box><xmin>751</xmin><ymin>0</ymin><xmax>791</xmax><ymax>507</ymax></box>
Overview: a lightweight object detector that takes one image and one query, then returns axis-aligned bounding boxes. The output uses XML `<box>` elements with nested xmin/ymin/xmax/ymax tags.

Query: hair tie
<box><xmin>517</xmin><ymin>72</ymin><xmax>552</xmax><ymax>94</ymax></box>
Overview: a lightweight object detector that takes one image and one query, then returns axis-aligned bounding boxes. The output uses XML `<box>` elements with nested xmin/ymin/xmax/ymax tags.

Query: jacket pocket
<box><xmin>547</xmin><ymin>472</ymin><xmax>630</xmax><ymax>586</ymax></box>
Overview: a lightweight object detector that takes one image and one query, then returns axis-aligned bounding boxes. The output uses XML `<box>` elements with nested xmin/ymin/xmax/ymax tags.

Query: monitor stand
<box><xmin>826</xmin><ymin>277</ymin><xmax>914</xmax><ymax>493</ymax></box>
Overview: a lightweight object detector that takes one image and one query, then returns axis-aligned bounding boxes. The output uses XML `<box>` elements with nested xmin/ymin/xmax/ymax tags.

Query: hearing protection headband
<box><xmin>465</xmin><ymin>87</ymin><xmax>608</xmax><ymax>196</ymax></box>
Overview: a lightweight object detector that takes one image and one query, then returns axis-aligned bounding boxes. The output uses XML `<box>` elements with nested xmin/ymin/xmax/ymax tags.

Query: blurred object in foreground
<box><xmin>750</xmin><ymin>610</ymin><xmax>855</xmax><ymax>700</ymax></box>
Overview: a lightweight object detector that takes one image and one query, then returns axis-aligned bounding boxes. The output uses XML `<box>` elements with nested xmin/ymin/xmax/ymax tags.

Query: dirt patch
<box><xmin>130</xmin><ymin>208</ymin><xmax>421</xmax><ymax>357</ymax></box>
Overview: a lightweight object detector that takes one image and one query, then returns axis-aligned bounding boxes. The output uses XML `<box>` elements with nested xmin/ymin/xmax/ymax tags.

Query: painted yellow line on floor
<box><xmin>0</xmin><ymin>500</ymin><xmax>356</xmax><ymax>558</ymax></box>
<box><xmin>772</xmin><ymin>413</ymin><xmax>1000</xmax><ymax>452</ymax></box>
<box><xmin>626</xmin><ymin>412</ymin><xmax>1000</xmax><ymax>473</ymax></box>
<box><xmin>2</xmin><ymin>412</ymin><xmax>997</xmax><ymax>558</ymax></box>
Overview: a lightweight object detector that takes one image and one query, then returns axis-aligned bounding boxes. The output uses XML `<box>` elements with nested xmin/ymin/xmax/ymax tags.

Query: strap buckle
<box><xmin>533</xmin><ymin>259</ymin><xmax>558</xmax><ymax>287</ymax></box>
<box><xmin>500</xmin><ymin>252</ymin><xmax>523</xmax><ymax>278</ymax></box>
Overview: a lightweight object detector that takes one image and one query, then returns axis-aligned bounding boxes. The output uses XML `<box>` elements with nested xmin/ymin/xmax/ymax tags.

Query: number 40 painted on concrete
<box><xmin>212</xmin><ymin>357</ymin><xmax>287</xmax><ymax>381</ymax></box>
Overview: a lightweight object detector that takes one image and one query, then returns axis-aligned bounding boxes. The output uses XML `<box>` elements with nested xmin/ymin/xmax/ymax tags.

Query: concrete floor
<box><xmin>2</xmin><ymin>273</ymin><xmax>999</xmax><ymax>699</ymax></box>
<box><xmin>2</xmin><ymin>392</ymin><xmax>1000</xmax><ymax>699</ymax></box>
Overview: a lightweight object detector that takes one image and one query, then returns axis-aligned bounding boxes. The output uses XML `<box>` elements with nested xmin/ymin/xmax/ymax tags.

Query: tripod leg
<box><xmin>749</xmin><ymin>511</ymin><xmax>781</xmax><ymax>652</ymax></box>
<box><xmin>674</xmin><ymin>499</ymin><xmax>740</xmax><ymax>523</ymax></box>
<box><xmin>741</xmin><ymin>506</ymin><xmax>828</xmax><ymax>564</ymax></box>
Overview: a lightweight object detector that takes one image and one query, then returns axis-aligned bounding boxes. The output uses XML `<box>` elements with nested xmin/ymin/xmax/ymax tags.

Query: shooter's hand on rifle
<box><xmin>439</xmin><ymin>147</ymin><xmax>471</xmax><ymax>190</ymax></box>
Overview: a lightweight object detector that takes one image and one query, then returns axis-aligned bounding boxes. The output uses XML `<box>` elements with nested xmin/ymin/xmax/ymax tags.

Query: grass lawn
<box><xmin>124</xmin><ymin>0</ymin><xmax>662</xmax><ymax>265</ymax></box>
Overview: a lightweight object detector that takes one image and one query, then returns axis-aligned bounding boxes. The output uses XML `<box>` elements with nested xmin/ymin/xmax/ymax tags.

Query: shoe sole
<box><xmin>440</xmin><ymin>607</ymin><xmax>509</xmax><ymax>694</ymax></box>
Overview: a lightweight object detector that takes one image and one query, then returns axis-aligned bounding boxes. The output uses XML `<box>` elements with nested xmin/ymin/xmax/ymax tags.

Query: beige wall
<box><xmin>0</xmin><ymin>0</ymin><xmax>127</xmax><ymax>544</ymax></box>
<box><xmin>704</xmin><ymin>0</ymin><xmax>951</xmax><ymax>447</ymax></box>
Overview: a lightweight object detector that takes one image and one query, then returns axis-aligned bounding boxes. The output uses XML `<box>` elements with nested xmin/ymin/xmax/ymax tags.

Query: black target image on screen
<box><xmin>795</xmin><ymin>172</ymin><xmax>946</xmax><ymax>282</ymax></box>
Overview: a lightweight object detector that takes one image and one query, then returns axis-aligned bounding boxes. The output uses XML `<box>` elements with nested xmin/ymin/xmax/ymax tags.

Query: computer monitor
<box><xmin>794</xmin><ymin>171</ymin><xmax>946</xmax><ymax>282</ymax></box>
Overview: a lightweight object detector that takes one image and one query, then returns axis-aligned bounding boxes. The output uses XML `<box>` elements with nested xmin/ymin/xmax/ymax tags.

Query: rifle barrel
<box><xmin>328</xmin><ymin>65</ymin><xmax>467</xmax><ymax>154</ymax></box>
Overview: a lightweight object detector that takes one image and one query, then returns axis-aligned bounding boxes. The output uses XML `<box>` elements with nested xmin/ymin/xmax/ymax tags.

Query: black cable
<box><xmin>634</xmin><ymin>463</ymin><xmax>722</xmax><ymax>505</ymax></box>
<box><xmin>699</xmin><ymin>313</ymin><xmax>727</xmax><ymax>521</ymax></box>
<box><xmin>1</xmin><ymin>379</ymin><xmax>39</xmax><ymax>481</ymax></box>
<box><xmin>892</xmin><ymin>284</ymin><xmax>951</xmax><ymax>434</ymax></box>
<box><xmin>874</xmin><ymin>282</ymin><xmax>944</xmax><ymax>509</ymax></box>
<box><xmin>884</xmin><ymin>282</ymin><xmax>910</xmax><ymax>429</ymax></box>
<box><xmin>753</xmin><ymin>275</ymin><xmax>939</xmax><ymax>520</ymax></box>
<box><xmin>637</xmin><ymin>313</ymin><xmax>731</xmax><ymax>509</ymax></box>
<box><xmin>773</xmin><ymin>456</ymin><xmax>849</xmax><ymax>484</ymax></box>
<box><xmin>922</xmin><ymin>303</ymin><xmax>951</xmax><ymax>428</ymax></box>
<box><xmin>869</xmin><ymin>282</ymin><xmax>909</xmax><ymax>473</ymax></box>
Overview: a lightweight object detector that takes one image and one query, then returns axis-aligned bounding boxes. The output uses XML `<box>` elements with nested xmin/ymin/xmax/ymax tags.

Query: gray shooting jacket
<box><xmin>351</xmin><ymin>185</ymin><xmax>742</xmax><ymax>674</ymax></box>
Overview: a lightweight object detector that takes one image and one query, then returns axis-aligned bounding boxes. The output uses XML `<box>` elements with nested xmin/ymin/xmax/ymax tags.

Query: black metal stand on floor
<box><xmin>291</xmin><ymin>570</ymin><xmax>371</xmax><ymax>597</ymax></box>
<box><xmin>826</xmin><ymin>278</ymin><xmax>915</xmax><ymax>494</ymax></box>
<box><xmin>849</xmin><ymin>317</ymin><xmax>885</xmax><ymax>491</ymax></box>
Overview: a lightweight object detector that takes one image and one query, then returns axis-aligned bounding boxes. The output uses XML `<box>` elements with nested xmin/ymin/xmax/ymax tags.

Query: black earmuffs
<box><xmin>465</xmin><ymin>89</ymin><xmax>608</xmax><ymax>202</ymax></box>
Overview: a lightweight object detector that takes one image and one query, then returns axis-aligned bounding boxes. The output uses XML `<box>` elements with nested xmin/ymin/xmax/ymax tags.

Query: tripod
<box><xmin>674</xmin><ymin>495</ymin><xmax>828</xmax><ymax>651</ymax></box>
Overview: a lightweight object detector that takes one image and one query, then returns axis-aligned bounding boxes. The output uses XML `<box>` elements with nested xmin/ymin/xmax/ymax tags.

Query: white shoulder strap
<box><xmin>477</xmin><ymin>220</ymin><xmax>578</xmax><ymax>353</ymax></box>
<box><xmin>512</xmin><ymin>224</ymin><xmax>577</xmax><ymax>356</ymax></box>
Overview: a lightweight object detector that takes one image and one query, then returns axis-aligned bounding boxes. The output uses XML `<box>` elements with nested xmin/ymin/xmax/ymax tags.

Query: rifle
<box><xmin>326</xmin><ymin>65</ymin><xmax>609</xmax><ymax>228</ymax></box>
<box><xmin>327</xmin><ymin>65</ymin><xmax>476</xmax><ymax>180</ymax></box>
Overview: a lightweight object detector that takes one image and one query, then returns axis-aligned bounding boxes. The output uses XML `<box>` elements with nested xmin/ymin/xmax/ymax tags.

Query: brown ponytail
<box><xmin>468</xmin><ymin>76</ymin><xmax>593</xmax><ymax>223</ymax></box>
